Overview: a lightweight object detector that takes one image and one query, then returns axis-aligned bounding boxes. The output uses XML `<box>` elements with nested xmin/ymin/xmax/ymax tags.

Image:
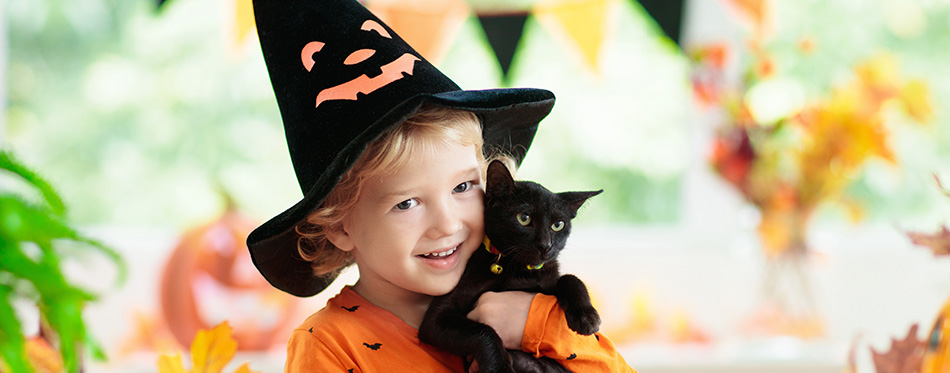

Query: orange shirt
<box><xmin>285</xmin><ymin>286</ymin><xmax>636</xmax><ymax>372</ymax></box>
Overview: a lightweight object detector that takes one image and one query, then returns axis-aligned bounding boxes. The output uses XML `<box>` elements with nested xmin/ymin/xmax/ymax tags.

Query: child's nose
<box><xmin>426</xmin><ymin>200</ymin><xmax>462</xmax><ymax>238</ymax></box>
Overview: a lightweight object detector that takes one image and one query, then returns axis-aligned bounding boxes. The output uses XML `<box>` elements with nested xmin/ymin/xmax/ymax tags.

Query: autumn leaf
<box><xmin>232</xmin><ymin>363</ymin><xmax>260</xmax><ymax>373</ymax></box>
<box><xmin>156</xmin><ymin>321</ymin><xmax>258</xmax><ymax>373</ymax></box>
<box><xmin>855</xmin><ymin>53</ymin><xmax>901</xmax><ymax>98</ymax></box>
<box><xmin>191</xmin><ymin>321</ymin><xmax>238</xmax><ymax>373</ymax></box>
<box><xmin>871</xmin><ymin>323</ymin><xmax>925</xmax><ymax>373</ymax></box>
<box><xmin>25</xmin><ymin>336</ymin><xmax>64</xmax><ymax>373</ymax></box>
<box><xmin>906</xmin><ymin>226</ymin><xmax>950</xmax><ymax>256</ymax></box>
<box><xmin>157</xmin><ymin>353</ymin><xmax>187</xmax><ymax>373</ymax></box>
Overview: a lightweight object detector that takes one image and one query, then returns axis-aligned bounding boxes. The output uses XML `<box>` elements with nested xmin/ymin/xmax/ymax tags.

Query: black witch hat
<box><xmin>248</xmin><ymin>0</ymin><xmax>555</xmax><ymax>297</ymax></box>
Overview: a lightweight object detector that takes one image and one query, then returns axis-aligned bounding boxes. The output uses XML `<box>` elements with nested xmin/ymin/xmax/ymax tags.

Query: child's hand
<box><xmin>466</xmin><ymin>291</ymin><xmax>534</xmax><ymax>350</ymax></box>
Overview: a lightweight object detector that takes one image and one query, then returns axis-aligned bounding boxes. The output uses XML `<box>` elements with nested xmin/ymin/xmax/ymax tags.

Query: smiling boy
<box><xmin>247</xmin><ymin>0</ymin><xmax>634</xmax><ymax>371</ymax></box>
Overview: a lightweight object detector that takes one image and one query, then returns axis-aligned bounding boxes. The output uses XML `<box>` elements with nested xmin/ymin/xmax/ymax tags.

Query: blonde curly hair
<box><xmin>294</xmin><ymin>105</ymin><xmax>515</xmax><ymax>279</ymax></box>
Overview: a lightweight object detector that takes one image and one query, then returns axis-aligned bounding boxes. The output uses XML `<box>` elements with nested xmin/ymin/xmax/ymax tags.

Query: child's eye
<box><xmin>453</xmin><ymin>181</ymin><xmax>473</xmax><ymax>193</ymax></box>
<box><xmin>394</xmin><ymin>198</ymin><xmax>418</xmax><ymax>211</ymax></box>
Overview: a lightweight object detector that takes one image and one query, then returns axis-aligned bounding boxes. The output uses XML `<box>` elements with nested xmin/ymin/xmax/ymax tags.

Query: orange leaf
<box><xmin>232</xmin><ymin>363</ymin><xmax>261</xmax><ymax>373</ymax></box>
<box><xmin>191</xmin><ymin>321</ymin><xmax>238</xmax><ymax>373</ymax></box>
<box><xmin>855</xmin><ymin>53</ymin><xmax>901</xmax><ymax>98</ymax></box>
<box><xmin>871</xmin><ymin>323</ymin><xmax>925</xmax><ymax>373</ymax></box>
<box><xmin>26</xmin><ymin>337</ymin><xmax>63</xmax><ymax>373</ymax></box>
<box><xmin>906</xmin><ymin>226</ymin><xmax>950</xmax><ymax>256</ymax></box>
<box><xmin>157</xmin><ymin>353</ymin><xmax>188</xmax><ymax>373</ymax></box>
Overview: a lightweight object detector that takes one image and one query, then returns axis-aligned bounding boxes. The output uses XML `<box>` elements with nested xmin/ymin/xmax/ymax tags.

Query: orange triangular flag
<box><xmin>226</xmin><ymin>0</ymin><xmax>256</xmax><ymax>57</ymax></box>
<box><xmin>368</xmin><ymin>0</ymin><xmax>470</xmax><ymax>65</ymax></box>
<box><xmin>534</xmin><ymin>0</ymin><xmax>612</xmax><ymax>74</ymax></box>
<box><xmin>723</xmin><ymin>0</ymin><xmax>772</xmax><ymax>38</ymax></box>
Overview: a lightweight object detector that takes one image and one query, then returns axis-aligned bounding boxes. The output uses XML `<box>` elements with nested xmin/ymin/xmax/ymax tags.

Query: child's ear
<box><xmin>325</xmin><ymin>224</ymin><xmax>356</xmax><ymax>252</ymax></box>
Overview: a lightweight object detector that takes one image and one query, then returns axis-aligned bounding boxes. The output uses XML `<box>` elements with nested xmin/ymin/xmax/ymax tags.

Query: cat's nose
<box><xmin>538</xmin><ymin>238</ymin><xmax>553</xmax><ymax>252</ymax></box>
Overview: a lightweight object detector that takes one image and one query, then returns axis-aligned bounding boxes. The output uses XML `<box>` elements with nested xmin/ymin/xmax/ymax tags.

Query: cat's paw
<box><xmin>565</xmin><ymin>305</ymin><xmax>600</xmax><ymax>335</ymax></box>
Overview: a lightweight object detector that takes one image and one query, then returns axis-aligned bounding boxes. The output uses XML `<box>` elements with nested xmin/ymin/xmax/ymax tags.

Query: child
<box><xmin>247</xmin><ymin>0</ymin><xmax>636</xmax><ymax>371</ymax></box>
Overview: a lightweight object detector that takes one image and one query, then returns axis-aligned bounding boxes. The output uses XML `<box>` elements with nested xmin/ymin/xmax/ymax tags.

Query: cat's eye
<box><xmin>516</xmin><ymin>212</ymin><xmax>531</xmax><ymax>226</ymax></box>
<box><xmin>551</xmin><ymin>221</ymin><xmax>565</xmax><ymax>231</ymax></box>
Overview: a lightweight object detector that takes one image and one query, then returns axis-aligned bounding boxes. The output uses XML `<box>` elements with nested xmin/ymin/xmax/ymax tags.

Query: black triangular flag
<box><xmin>477</xmin><ymin>13</ymin><xmax>529</xmax><ymax>85</ymax></box>
<box><xmin>636</xmin><ymin>0</ymin><xmax>684</xmax><ymax>47</ymax></box>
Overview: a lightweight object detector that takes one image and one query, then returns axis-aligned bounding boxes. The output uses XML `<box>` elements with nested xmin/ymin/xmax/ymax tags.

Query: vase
<box><xmin>741</xmin><ymin>207</ymin><xmax>825</xmax><ymax>339</ymax></box>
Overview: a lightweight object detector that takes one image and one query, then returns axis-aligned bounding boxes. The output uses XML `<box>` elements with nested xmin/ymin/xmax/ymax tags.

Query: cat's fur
<box><xmin>418</xmin><ymin>160</ymin><xmax>603</xmax><ymax>373</ymax></box>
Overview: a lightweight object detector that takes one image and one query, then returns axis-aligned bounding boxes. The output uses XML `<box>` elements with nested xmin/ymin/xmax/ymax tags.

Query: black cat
<box><xmin>418</xmin><ymin>160</ymin><xmax>603</xmax><ymax>373</ymax></box>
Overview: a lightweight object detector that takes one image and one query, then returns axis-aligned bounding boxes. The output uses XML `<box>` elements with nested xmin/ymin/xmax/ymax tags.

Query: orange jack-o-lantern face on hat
<box><xmin>301</xmin><ymin>20</ymin><xmax>420</xmax><ymax>108</ymax></box>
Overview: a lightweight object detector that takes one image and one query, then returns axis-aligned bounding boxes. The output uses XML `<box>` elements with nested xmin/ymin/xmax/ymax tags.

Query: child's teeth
<box><xmin>424</xmin><ymin>247</ymin><xmax>456</xmax><ymax>258</ymax></box>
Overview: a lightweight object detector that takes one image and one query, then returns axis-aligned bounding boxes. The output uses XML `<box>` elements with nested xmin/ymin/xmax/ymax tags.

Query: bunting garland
<box><xmin>476</xmin><ymin>13</ymin><xmax>530</xmax><ymax>84</ymax></box>
<box><xmin>635</xmin><ymin>0</ymin><xmax>685</xmax><ymax>46</ymax></box>
<box><xmin>367</xmin><ymin>0</ymin><xmax>470</xmax><ymax>65</ymax></box>
<box><xmin>228</xmin><ymin>0</ymin><xmax>256</xmax><ymax>52</ymax></box>
<box><xmin>534</xmin><ymin>0</ymin><xmax>613</xmax><ymax>74</ymax></box>
<box><xmin>154</xmin><ymin>0</ymin><xmax>674</xmax><ymax>84</ymax></box>
<box><xmin>722</xmin><ymin>0</ymin><xmax>773</xmax><ymax>39</ymax></box>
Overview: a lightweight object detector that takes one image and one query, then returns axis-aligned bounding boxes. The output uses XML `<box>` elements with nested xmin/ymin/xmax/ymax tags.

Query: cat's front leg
<box><xmin>554</xmin><ymin>274</ymin><xmax>600</xmax><ymax>335</ymax></box>
<box><xmin>510</xmin><ymin>351</ymin><xmax>571</xmax><ymax>373</ymax></box>
<box><xmin>419</xmin><ymin>302</ymin><xmax>515</xmax><ymax>373</ymax></box>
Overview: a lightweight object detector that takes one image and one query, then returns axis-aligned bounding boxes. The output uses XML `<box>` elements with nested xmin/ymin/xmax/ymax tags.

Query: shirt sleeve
<box><xmin>285</xmin><ymin>328</ymin><xmax>352</xmax><ymax>372</ymax></box>
<box><xmin>522</xmin><ymin>294</ymin><xmax>637</xmax><ymax>372</ymax></box>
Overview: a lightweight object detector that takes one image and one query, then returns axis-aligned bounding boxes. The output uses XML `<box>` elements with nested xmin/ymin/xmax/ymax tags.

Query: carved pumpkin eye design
<box><xmin>551</xmin><ymin>221</ymin><xmax>565</xmax><ymax>231</ymax></box>
<box><xmin>516</xmin><ymin>212</ymin><xmax>531</xmax><ymax>226</ymax></box>
<box><xmin>299</xmin><ymin>20</ymin><xmax>418</xmax><ymax>108</ymax></box>
<box><xmin>360</xmin><ymin>19</ymin><xmax>392</xmax><ymax>38</ymax></box>
<box><xmin>344</xmin><ymin>49</ymin><xmax>376</xmax><ymax>65</ymax></box>
<box><xmin>300</xmin><ymin>41</ymin><xmax>324</xmax><ymax>72</ymax></box>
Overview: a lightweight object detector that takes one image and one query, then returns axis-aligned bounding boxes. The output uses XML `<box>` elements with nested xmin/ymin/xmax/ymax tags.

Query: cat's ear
<box><xmin>486</xmin><ymin>159</ymin><xmax>515</xmax><ymax>194</ymax></box>
<box><xmin>559</xmin><ymin>189</ymin><xmax>604</xmax><ymax>214</ymax></box>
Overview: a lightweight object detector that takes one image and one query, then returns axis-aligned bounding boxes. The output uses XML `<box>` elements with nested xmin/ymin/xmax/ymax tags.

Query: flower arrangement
<box><xmin>689</xmin><ymin>15</ymin><xmax>934</xmax><ymax>338</ymax></box>
<box><xmin>693</xmin><ymin>45</ymin><xmax>933</xmax><ymax>257</ymax></box>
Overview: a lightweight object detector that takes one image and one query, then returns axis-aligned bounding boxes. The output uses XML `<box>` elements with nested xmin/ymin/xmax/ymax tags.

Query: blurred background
<box><xmin>2</xmin><ymin>0</ymin><xmax>950</xmax><ymax>371</ymax></box>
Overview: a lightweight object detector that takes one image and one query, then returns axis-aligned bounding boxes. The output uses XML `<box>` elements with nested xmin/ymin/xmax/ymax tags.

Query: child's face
<box><xmin>330</xmin><ymin>139</ymin><xmax>485</xmax><ymax>300</ymax></box>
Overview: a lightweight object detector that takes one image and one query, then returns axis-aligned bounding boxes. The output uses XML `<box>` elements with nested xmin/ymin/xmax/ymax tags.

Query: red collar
<box><xmin>483</xmin><ymin>236</ymin><xmax>544</xmax><ymax>272</ymax></box>
<box><xmin>483</xmin><ymin>237</ymin><xmax>501</xmax><ymax>255</ymax></box>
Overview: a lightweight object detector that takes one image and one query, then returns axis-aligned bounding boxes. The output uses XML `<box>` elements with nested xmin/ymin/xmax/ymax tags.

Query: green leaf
<box><xmin>0</xmin><ymin>285</ymin><xmax>34</xmax><ymax>373</ymax></box>
<box><xmin>0</xmin><ymin>151</ymin><xmax>65</xmax><ymax>216</ymax></box>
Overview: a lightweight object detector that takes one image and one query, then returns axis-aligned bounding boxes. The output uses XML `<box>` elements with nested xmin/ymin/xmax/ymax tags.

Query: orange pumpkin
<box><xmin>160</xmin><ymin>204</ymin><xmax>299</xmax><ymax>350</ymax></box>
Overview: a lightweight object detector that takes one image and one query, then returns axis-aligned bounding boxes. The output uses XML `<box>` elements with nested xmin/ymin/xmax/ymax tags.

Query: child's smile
<box><xmin>417</xmin><ymin>243</ymin><xmax>461</xmax><ymax>269</ymax></box>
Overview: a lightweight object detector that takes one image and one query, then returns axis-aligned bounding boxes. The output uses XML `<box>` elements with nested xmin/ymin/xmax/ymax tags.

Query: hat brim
<box><xmin>248</xmin><ymin>87</ymin><xmax>554</xmax><ymax>297</ymax></box>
